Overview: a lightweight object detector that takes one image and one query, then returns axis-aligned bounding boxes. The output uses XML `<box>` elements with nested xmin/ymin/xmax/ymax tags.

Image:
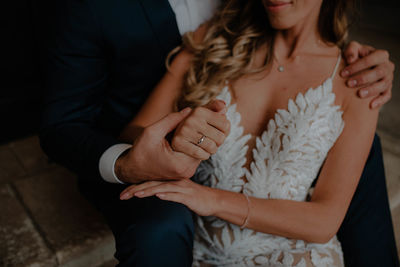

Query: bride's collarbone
<box><xmin>231</xmin><ymin>78</ymin><xmax>311</xmax><ymax>118</ymax></box>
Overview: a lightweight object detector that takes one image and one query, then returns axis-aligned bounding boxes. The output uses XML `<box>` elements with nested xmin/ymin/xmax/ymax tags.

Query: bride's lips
<box><xmin>264</xmin><ymin>1</ymin><xmax>292</xmax><ymax>12</ymax></box>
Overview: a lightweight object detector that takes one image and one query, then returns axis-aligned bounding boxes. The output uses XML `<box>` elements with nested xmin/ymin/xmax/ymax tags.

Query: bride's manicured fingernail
<box><xmin>157</xmin><ymin>193</ymin><xmax>165</xmax><ymax>198</ymax></box>
<box><xmin>341</xmin><ymin>69</ymin><xmax>349</xmax><ymax>77</ymax></box>
<box><xmin>348</xmin><ymin>80</ymin><xmax>357</xmax><ymax>87</ymax></box>
<box><xmin>359</xmin><ymin>90</ymin><xmax>368</xmax><ymax>98</ymax></box>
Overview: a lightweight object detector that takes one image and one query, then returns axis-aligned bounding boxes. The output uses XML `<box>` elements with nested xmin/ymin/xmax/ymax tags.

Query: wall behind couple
<box><xmin>0</xmin><ymin>0</ymin><xmax>65</xmax><ymax>143</ymax></box>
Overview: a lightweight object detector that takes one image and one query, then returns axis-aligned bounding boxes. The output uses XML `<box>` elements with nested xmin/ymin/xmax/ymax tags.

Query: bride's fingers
<box><xmin>176</xmin><ymin>124</ymin><xmax>218</xmax><ymax>154</ymax></box>
<box><xmin>120</xmin><ymin>181</ymin><xmax>164</xmax><ymax>200</ymax></box>
<box><xmin>195</xmin><ymin>134</ymin><xmax>218</xmax><ymax>155</ymax></box>
<box><xmin>171</xmin><ymin>135</ymin><xmax>211</xmax><ymax>160</ymax></box>
<box><xmin>199</xmin><ymin>123</ymin><xmax>226</xmax><ymax>146</ymax></box>
<box><xmin>134</xmin><ymin>182</ymin><xmax>187</xmax><ymax>198</ymax></box>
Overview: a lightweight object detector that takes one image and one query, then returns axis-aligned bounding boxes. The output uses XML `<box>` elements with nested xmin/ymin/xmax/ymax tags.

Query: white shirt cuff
<box><xmin>99</xmin><ymin>143</ymin><xmax>132</xmax><ymax>184</ymax></box>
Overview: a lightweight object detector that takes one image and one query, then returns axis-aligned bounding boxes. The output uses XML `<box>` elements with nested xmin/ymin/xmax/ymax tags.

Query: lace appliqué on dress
<box><xmin>193</xmin><ymin>78</ymin><xmax>345</xmax><ymax>267</ymax></box>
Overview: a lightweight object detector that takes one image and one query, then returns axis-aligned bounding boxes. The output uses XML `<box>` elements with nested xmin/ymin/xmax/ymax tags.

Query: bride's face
<box><xmin>261</xmin><ymin>0</ymin><xmax>323</xmax><ymax>30</ymax></box>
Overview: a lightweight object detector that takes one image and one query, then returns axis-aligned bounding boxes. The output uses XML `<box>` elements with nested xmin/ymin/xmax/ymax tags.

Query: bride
<box><xmin>119</xmin><ymin>0</ymin><xmax>379</xmax><ymax>266</ymax></box>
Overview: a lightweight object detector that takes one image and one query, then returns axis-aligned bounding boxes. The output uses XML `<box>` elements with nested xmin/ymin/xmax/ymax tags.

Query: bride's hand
<box><xmin>120</xmin><ymin>179</ymin><xmax>218</xmax><ymax>216</ymax></box>
<box><xmin>171</xmin><ymin>100</ymin><xmax>230</xmax><ymax>160</ymax></box>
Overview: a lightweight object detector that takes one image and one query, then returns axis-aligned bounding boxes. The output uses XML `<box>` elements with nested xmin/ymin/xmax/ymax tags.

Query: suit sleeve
<box><xmin>39</xmin><ymin>0</ymin><xmax>119</xmax><ymax>180</ymax></box>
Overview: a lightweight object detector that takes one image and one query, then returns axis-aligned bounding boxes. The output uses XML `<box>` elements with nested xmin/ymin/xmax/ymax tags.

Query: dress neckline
<box><xmin>216</xmin><ymin>55</ymin><xmax>343</xmax><ymax>178</ymax></box>
<box><xmin>222</xmin><ymin>55</ymin><xmax>341</xmax><ymax>134</ymax></box>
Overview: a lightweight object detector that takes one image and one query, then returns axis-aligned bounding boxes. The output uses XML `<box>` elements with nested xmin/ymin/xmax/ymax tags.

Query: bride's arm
<box><xmin>117</xmin><ymin>48</ymin><xmax>192</xmax><ymax>144</ymax></box>
<box><xmin>120</xmin><ymin>80</ymin><xmax>379</xmax><ymax>243</ymax></box>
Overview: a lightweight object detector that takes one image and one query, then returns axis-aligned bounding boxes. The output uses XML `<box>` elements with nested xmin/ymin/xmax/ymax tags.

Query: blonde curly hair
<box><xmin>174</xmin><ymin>0</ymin><xmax>354</xmax><ymax>110</ymax></box>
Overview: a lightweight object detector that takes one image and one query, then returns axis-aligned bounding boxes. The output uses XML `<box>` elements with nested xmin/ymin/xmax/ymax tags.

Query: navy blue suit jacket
<box><xmin>40</xmin><ymin>0</ymin><xmax>181</xmax><ymax>188</ymax></box>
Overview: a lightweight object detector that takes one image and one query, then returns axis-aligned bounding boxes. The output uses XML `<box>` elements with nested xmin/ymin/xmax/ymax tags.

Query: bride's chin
<box><xmin>268</xmin><ymin>18</ymin><xmax>295</xmax><ymax>30</ymax></box>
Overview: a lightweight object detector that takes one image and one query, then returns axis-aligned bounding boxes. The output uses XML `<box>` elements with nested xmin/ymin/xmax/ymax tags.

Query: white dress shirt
<box><xmin>99</xmin><ymin>0</ymin><xmax>219</xmax><ymax>183</ymax></box>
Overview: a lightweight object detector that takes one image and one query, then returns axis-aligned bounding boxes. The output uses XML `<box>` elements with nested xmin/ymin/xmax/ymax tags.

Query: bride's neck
<box><xmin>273</xmin><ymin>14</ymin><xmax>324</xmax><ymax>61</ymax></box>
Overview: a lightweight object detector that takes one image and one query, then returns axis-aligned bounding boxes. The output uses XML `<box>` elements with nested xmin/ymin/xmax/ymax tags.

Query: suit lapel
<box><xmin>138</xmin><ymin>0</ymin><xmax>181</xmax><ymax>53</ymax></box>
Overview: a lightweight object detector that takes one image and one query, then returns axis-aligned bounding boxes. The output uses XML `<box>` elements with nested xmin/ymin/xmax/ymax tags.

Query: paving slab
<box><xmin>98</xmin><ymin>258</ymin><xmax>118</xmax><ymax>267</ymax></box>
<box><xmin>379</xmin><ymin>130</ymin><xmax>400</xmax><ymax>158</ymax></box>
<box><xmin>0</xmin><ymin>183</ymin><xmax>56</xmax><ymax>266</ymax></box>
<box><xmin>0</xmin><ymin>144</ymin><xmax>26</xmax><ymax>184</ymax></box>
<box><xmin>8</xmin><ymin>135</ymin><xmax>56</xmax><ymax>175</ymax></box>
<box><xmin>384</xmin><ymin>149</ymin><xmax>400</xmax><ymax>210</ymax></box>
<box><xmin>14</xmin><ymin>167</ymin><xmax>115</xmax><ymax>266</ymax></box>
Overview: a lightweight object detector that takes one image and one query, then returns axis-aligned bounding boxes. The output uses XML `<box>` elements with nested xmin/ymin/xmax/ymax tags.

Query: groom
<box><xmin>40</xmin><ymin>0</ymin><xmax>398</xmax><ymax>266</ymax></box>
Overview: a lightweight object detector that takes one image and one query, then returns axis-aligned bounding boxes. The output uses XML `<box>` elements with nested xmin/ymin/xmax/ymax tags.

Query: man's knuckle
<box><xmin>364</xmin><ymin>56</ymin><xmax>373</xmax><ymax>67</ymax></box>
<box><xmin>390</xmin><ymin>61</ymin><xmax>395</xmax><ymax>71</ymax></box>
<box><xmin>376</xmin><ymin>68</ymin><xmax>384</xmax><ymax>78</ymax></box>
<box><xmin>384</xmin><ymin>78</ymin><xmax>391</xmax><ymax>87</ymax></box>
<box><xmin>381</xmin><ymin>50</ymin><xmax>389</xmax><ymax>60</ymax></box>
<box><xmin>375</xmin><ymin>82</ymin><xmax>385</xmax><ymax>92</ymax></box>
<box><xmin>358</xmin><ymin>75</ymin><xmax>366</xmax><ymax>84</ymax></box>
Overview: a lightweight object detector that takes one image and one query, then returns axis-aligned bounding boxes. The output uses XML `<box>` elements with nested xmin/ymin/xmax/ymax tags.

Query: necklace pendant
<box><xmin>278</xmin><ymin>65</ymin><xmax>284</xmax><ymax>72</ymax></box>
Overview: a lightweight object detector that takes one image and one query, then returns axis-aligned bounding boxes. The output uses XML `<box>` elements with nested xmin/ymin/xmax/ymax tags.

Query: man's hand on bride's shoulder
<box><xmin>171</xmin><ymin>99</ymin><xmax>230</xmax><ymax>160</ymax></box>
<box><xmin>341</xmin><ymin>41</ymin><xmax>394</xmax><ymax>109</ymax></box>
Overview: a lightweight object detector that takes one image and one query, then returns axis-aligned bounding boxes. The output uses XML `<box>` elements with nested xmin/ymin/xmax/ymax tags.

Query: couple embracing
<box><xmin>41</xmin><ymin>0</ymin><xmax>398</xmax><ymax>266</ymax></box>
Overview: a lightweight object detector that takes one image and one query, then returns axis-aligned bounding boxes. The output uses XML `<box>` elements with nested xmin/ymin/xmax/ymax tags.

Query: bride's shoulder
<box><xmin>333</xmin><ymin>59</ymin><xmax>379</xmax><ymax>123</ymax></box>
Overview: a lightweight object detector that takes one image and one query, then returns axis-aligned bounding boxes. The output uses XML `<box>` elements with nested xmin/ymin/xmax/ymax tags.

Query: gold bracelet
<box><xmin>240</xmin><ymin>193</ymin><xmax>251</xmax><ymax>229</ymax></box>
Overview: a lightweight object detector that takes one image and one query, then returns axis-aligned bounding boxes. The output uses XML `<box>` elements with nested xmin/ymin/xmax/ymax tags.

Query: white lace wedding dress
<box><xmin>192</xmin><ymin>56</ymin><xmax>345</xmax><ymax>267</ymax></box>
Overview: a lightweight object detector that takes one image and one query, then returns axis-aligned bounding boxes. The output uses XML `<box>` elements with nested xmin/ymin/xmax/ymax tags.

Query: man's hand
<box><xmin>171</xmin><ymin>100</ymin><xmax>230</xmax><ymax>160</ymax></box>
<box><xmin>115</xmin><ymin>107</ymin><xmax>202</xmax><ymax>184</ymax></box>
<box><xmin>341</xmin><ymin>41</ymin><xmax>395</xmax><ymax>109</ymax></box>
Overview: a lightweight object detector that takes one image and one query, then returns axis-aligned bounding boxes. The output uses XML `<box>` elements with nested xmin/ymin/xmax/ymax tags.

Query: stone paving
<box><xmin>0</xmin><ymin>136</ymin><xmax>115</xmax><ymax>267</ymax></box>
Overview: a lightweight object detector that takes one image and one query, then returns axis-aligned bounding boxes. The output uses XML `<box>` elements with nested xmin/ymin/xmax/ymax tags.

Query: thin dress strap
<box><xmin>330</xmin><ymin>54</ymin><xmax>342</xmax><ymax>79</ymax></box>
